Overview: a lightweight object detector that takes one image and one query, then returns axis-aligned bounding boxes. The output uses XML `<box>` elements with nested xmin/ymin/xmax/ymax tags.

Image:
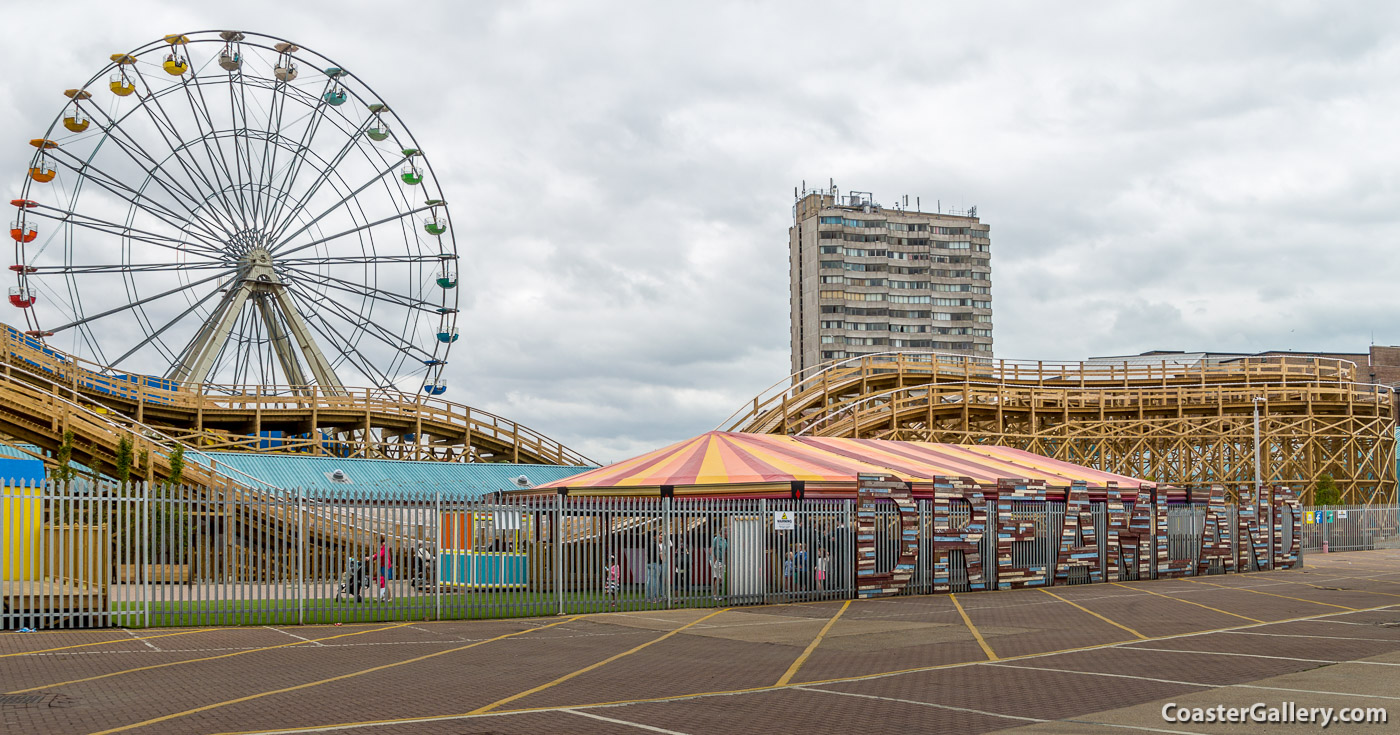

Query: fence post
<box><xmin>555</xmin><ymin>491</ymin><xmax>564</xmax><ymax>616</ymax></box>
<box><xmin>297</xmin><ymin>487</ymin><xmax>305</xmax><ymax>626</ymax></box>
<box><xmin>141</xmin><ymin>482</ymin><xmax>150</xmax><ymax>629</ymax></box>
<box><xmin>843</xmin><ymin>499</ymin><xmax>853</xmax><ymax>599</ymax></box>
<box><xmin>663</xmin><ymin>495</ymin><xmax>673</xmax><ymax>609</ymax></box>
<box><xmin>435</xmin><ymin>490</ymin><xmax>441</xmax><ymax>621</ymax></box>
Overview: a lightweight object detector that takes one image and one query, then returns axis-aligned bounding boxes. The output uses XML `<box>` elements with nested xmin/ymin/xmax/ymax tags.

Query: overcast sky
<box><xmin>2</xmin><ymin>1</ymin><xmax>1396</xmax><ymax>463</ymax></box>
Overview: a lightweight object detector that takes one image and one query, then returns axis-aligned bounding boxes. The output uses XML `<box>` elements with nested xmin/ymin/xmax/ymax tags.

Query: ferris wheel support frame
<box><xmin>168</xmin><ymin>249</ymin><xmax>345</xmax><ymax>394</ymax></box>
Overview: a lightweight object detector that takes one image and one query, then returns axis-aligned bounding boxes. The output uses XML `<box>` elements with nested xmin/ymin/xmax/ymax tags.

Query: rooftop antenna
<box><xmin>916</xmin><ymin>196</ymin><xmax>920</xmax><ymax>212</ymax></box>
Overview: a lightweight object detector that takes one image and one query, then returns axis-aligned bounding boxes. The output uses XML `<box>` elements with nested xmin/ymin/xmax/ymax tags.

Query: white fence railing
<box><xmin>2</xmin><ymin>480</ymin><xmax>1394</xmax><ymax>629</ymax></box>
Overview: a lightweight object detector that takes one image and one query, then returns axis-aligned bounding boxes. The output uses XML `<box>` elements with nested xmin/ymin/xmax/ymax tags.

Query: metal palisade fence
<box><xmin>1</xmin><ymin>479</ymin><xmax>1397</xmax><ymax>629</ymax></box>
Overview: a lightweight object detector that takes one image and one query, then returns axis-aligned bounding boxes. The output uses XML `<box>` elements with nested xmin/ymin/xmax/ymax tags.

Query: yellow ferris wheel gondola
<box><xmin>162</xmin><ymin>34</ymin><xmax>190</xmax><ymax>76</ymax></box>
<box><xmin>62</xmin><ymin>89</ymin><xmax>91</xmax><ymax>133</ymax></box>
<box><xmin>109</xmin><ymin>54</ymin><xmax>137</xmax><ymax>96</ymax></box>
<box><xmin>28</xmin><ymin>153</ymin><xmax>56</xmax><ymax>183</ymax></box>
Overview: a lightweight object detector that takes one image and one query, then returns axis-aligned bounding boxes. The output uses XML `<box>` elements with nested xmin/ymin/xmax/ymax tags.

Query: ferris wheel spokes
<box><xmin>44</xmin><ymin>141</ymin><xmax>231</xmax><ymax>247</ymax></box>
<box><xmin>266</xmin><ymin>155</ymin><xmax>406</xmax><ymax>249</ymax></box>
<box><xmin>278</xmin><ymin>284</ymin><xmax>403</xmax><ymax>387</ymax></box>
<box><xmin>274</xmin><ymin>253</ymin><xmax>440</xmax><ymax>267</ymax></box>
<box><xmin>110</xmin><ymin>279</ymin><xmax>231</xmax><ymax>365</ymax></box>
<box><xmin>260</xmin><ymin>117</ymin><xmax>375</xmax><ymax>239</ymax></box>
<box><xmin>44</xmin><ymin>266</ymin><xmax>235</xmax><ymax>333</ymax></box>
<box><xmin>279</xmin><ymin>274</ymin><xmax>432</xmax><ymax>361</ymax></box>
<box><xmin>27</xmin><ymin>205</ymin><xmax>226</xmax><ymax>259</ymax></box>
<box><xmin>124</xmin><ymin>65</ymin><xmax>250</xmax><ymax>234</ymax></box>
<box><xmin>259</xmin><ymin>83</ymin><xmax>343</xmax><ymax>234</ymax></box>
<box><xmin>273</xmin><ymin>204</ymin><xmax>430</xmax><ymax>260</ymax></box>
<box><xmin>281</xmin><ymin>267</ymin><xmax>439</xmax><ymax>313</ymax></box>
<box><xmin>179</xmin><ymin>78</ymin><xmax>257</xmax><ymax>230</ymax></box>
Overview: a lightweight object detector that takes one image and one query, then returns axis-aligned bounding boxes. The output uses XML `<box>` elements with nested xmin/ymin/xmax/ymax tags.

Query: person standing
<box><xmin>645</xmin><ymin>530</ymin><xmax>669</xmax><ymax>603</ymax></box>
<box><xmin>709</xmin><ymin>526</ymin><xmax>728</xmax><ymax>601</ymax></box>
<box><xmin>370</xmin><ymin>536</ymin><xmax>393</xmax><ymax>602</ymax></box>
<box><xmin>815</xmin><ymin>547</ymin><xmax>830</xmax><ymax>595</ymax></box>
<box><xmin>782</xmin><ymin>550</ymin><xmax>795</xmax><ymax>594</ymax></box>
<box><xmin>604</xmin><ymin>555</ymin><xmax>620</xmax><ymax>609</ymax></box>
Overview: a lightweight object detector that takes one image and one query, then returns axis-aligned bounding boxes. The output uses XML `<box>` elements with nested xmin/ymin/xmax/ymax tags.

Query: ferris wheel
<box><xmin>10</xmin><ymin>31</ymin><xmax>458</xmax><ymax>396</ymax></box>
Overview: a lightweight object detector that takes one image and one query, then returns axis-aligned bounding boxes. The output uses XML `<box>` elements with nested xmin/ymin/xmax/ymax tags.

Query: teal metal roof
<box><xmin>196</xmin><ymin>452</ymin><xmax>595</xmax><ymax>499</ymax></box>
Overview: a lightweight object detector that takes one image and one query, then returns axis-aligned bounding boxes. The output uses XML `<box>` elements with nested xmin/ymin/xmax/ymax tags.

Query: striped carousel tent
<box><xmin>531</xmin><ymin>431</ymin><xmax>1152</xmax><ymax>499</ymax></box>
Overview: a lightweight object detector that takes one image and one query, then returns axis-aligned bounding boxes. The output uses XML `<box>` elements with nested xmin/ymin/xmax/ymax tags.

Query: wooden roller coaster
<box><xmin>0</xmin><ymin>325</ymin><xmax>592</xmax><ymax>475</ymax></box>
<box><xmin>0</xmin><ymin>324</ymin><xmax>591</xmax><ymax>621</ymax></box>
<box><xmin>721</xmin><ymin>352</ymin><xmax>1397</xmax><ymax>505</ymax></box>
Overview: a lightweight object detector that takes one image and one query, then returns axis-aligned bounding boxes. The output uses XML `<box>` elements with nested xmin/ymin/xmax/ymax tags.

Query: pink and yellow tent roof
<box><xmin>534</xmin><ymin>431</ymin><xmax>1150</xmax><ymax>497</ymax></box>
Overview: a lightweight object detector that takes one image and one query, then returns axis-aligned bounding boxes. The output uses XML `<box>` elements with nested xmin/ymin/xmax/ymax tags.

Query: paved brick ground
<box><xmin>2</xmin><ymin>550</ymin><xmax>1397</xmax><ymax>734</ymax></box>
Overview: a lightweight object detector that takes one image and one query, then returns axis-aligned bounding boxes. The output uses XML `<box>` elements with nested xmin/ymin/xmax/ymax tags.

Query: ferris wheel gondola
<box><xmin>10</xmin><ymin>30</ymin><xmax>460</xmax><ymax>397</ymax></box>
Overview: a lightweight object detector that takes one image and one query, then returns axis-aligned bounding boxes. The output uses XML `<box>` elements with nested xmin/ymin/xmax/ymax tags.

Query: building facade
<box><xmin>789</xmin><ymin>188</ymin><xmax>992</xmax><ymax>376</ymax></box>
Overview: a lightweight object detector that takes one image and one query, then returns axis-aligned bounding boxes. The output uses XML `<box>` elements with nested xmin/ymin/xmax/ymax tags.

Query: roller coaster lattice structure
<box><xmin>722</xmin><ymin>352</ymin><xmax>1397</xmax><ymax>506</ymax></box>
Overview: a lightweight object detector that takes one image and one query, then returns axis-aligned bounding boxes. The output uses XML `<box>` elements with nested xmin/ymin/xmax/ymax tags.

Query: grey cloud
<box><xmin>3</xmin><ymin>1</ymin><xmax>1399</xmax><ymax>460</ymax></box>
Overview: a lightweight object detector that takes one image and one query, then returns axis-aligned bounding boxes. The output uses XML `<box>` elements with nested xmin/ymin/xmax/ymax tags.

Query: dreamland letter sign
<box><xmin>931</xmin><ymin>476</ymin><xmax>988</xmax><ymax>592</ymax></box>
<box><xmin>855</xmin><ymin>473</ymin><xmax>918</xmax><ymax>598</ymax></box>
<box><xmin>856</xmin><ymin>481</ymin><xmax>1302</xmax><ymax>599</ymax></box>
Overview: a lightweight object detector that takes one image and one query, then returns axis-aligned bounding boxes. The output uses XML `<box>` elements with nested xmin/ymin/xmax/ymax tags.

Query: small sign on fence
<box><xmin>773</xmin><ymin>510</ymin><xmax>794</xmax><ymax>531</ymax></box>
<box><xmin>1337</xmin><ymin>510</ymin><xmax>1349</xmax><ymax>520</ymax></box>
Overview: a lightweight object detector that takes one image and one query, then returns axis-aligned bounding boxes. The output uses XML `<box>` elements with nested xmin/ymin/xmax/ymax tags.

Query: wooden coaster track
<box><xmin>722</xmin><ymin>352</ymin><xmax>1396</xmax><ymax>505</ymax></box>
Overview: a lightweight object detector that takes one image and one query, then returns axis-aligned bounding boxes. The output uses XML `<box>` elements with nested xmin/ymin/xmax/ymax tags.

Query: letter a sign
<box><xmin>774</xmin><ymin>511</ymin><xmax>795</xmax><ymax>531</ymax></box>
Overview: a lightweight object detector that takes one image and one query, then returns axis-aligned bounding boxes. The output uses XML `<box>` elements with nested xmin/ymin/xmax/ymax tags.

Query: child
<box><xmin>605</xmin><ymin>555</ymin><xmax>620</xmax><ymax>608</ymax></box>
<box><xmin>815</xmin><ymin>547</ymin><xmax>830</xmax><ymax>594</ymax></box>
<box><xmin>783</xmin><ymin>550</ymin><xmax>795</xmax><ymax>592</ymax></box>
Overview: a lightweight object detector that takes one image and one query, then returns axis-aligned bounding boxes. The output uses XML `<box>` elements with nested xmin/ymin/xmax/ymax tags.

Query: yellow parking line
<box><xmin>776</xmin><ymin>600</ymin><xmax>851</xmax><ymax>685</ymax></box>
<box><xmin>1186</xmin><ymin>579</ymin><xmax>1357</xmax><ymax>610</ymax></box>
<box><xmin>1111</xmin><ymin>581</ymin><xmax>1263</xmax><ymax>623</ymax></box>
<box><xmin>0</xmin><ymin>628</ymin><xmax>218</xmax><ymax>659</ymax></box>
<box><xmin>87</xmin><ymin>617</ymin><xmax>579</xmax><ymax>735</ymax></box>
<box><xmin>208</xmin><ymin>600</ymin><xmax>1400</xmax><ymax>735</ymax></box>
<box><xmin>469</xmin><ymin>608</ymin><xmax>730</xmax><ymax>714</ymax></box>
<box><xmin>1040</xmin><ymin>588</ymin><xmax>1147</xmax><ymax>639</ymax></box>
<box><xmin>8</xmin><ymin>622</ymin><xmax>414</xmax><ymax>694</ymax></box>
<box><xmin>950</xmin><ymin>593</ymin><xmax>998</xmax><ymax>660</ymax></box>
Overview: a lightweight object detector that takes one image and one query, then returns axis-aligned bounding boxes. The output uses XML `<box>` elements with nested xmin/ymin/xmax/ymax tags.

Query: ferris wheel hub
<box><xmin>242</xmin><ymin>247</ymin><xmax>273</xmax><ymax>266</ymax></box>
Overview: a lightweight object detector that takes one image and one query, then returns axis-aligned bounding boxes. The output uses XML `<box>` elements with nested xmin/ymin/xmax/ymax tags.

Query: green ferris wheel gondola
<box><xmin>436</xmin><ymin>273</ymin><xmax>457</xmax><ymax>289</ymax></box>
<box><xmin>365</xmin><ymin>102</ymin><xmax>391</xmax><ymax>140</ymax></box>
<box><xmin>424</xmin><ymin>221</ymin><xmax>446</xmax><ymax>236</ymax></box>
<box><xmin>400</xmin><ymin>148</ymin><xmax>423</xmax><ymax>185</ymax></box>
